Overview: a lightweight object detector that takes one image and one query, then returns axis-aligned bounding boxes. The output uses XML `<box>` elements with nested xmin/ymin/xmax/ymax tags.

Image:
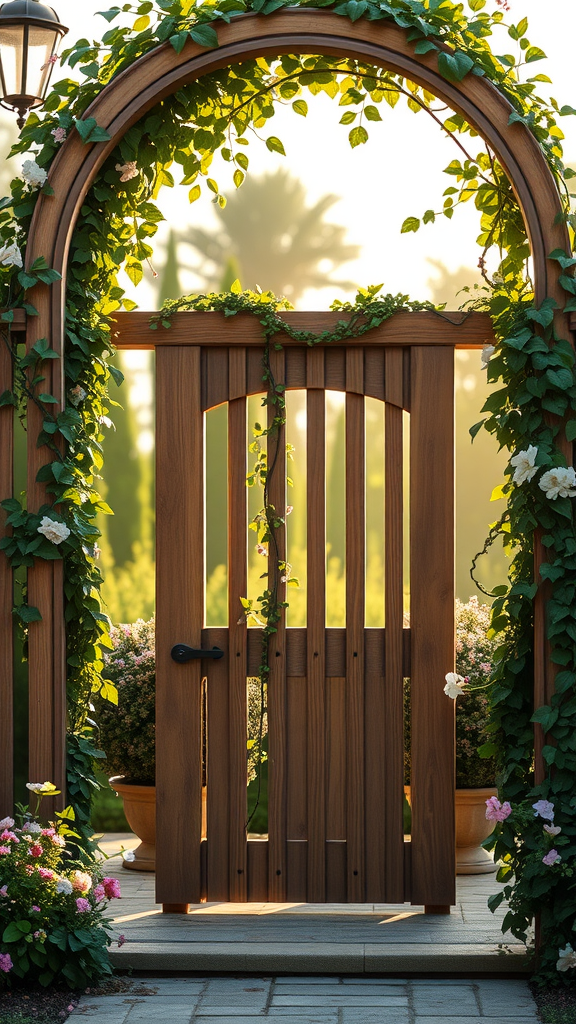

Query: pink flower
<box><xmin>75</xmin><ymin>897</ymin><xmax>91</xmax><ymax>913</ymax></box>
<box><xmin>31</xmin><ymin>905</ymin><xmax>41</xmax><ymax>913</ymax></box>
<box><xmin>0</xmin><ymin>847</ymin><xmax>10</xmax><ymax>855</ymax></box>
<box><xmin>256</xmin><ymin>543</ymin><xmax>267</xmax><ymax>556</ymax></box>
<box><xmin>51</xmin><ymin>126</ymin><xmax>67</xmax><ymax>143</ymax></box>
<box><xmin>71</xmin><ymin>870</ymin><xmax>92</xmax><ymax>893</ymax></box>
<box><xmin>102</xmin><ymin>877</ymin><xmax>121</xmax><ymax>899</ymax></box>
<box><xmin>38</xmin><ymin>867</ymin><xmax>54</xmax><ymax>880</ymax></box>
<box><xmin>0</xmin><ymin>953</ymin><xmax>12</xmax><ymax>972</ymax></box>
<box><xmin>533</xmin><ymin>800</ymin><xmax>555</xmax><ymax>822</ymax></box>
<box><xmin>115</xmin><ymin>161</ymin><xmax>138</xmax><ymax>183</ymax></box>
<box><xmin>1</xmin><ymin>830</ymin><xmax>19</xmax><ymax>843</ymax></box>
<box><xmin>93</xmin><ymin>884</ymin><xmax>106</xmax><ymax>902</ymax></box>
<box><xmin>0</xmin><ymin>885</ymin><xmax>8</xmax><ymax>897</ymax></box>
<box><xmin>542</xmin><ymin>849</ymin><xmax>561</xmax><ymax>866</ymax></box>
<box><xmin>41</xmin><ymin>828</ymin><xmax>55</xmax><ymax>837</ymax></box>
<box><xmin>117</xmin><ymin>934</ymin><xmax>126</xmax><ymax>947</ymax></box>
<box><xmin>0</xmin><ymin>817</ymin><xmax>14</xmax><ymax>829</ymax></box>
<box><xmin>485</xmin><ymin>796</ymin><xmax>512</xmax><ymax>822</ymax></box>
<box><xmin>29</xmin><ymin>843</ymin><xmax>43</xmax><ymax>858</ymax></box>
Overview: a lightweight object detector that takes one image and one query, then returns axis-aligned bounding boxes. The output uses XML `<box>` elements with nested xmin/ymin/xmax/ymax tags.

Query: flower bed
<box><xmin>0</xmin><ymin>786</ymin><xmax>119</xmax><ymax>989</ymax></box>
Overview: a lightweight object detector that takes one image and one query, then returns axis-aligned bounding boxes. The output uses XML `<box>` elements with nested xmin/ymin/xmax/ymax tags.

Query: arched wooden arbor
<box><xmin>0</xmin><ymin>8</ymin><xmax>572</xmax><ymax>907</ymax></box>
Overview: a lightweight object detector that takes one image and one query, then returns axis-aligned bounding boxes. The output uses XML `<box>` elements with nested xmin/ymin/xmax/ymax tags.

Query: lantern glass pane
<box><xmin>27</xmin><ymin>25</ymin><xmax>59</xmax><ymax>102</ymax></box>
<box><xmin>0</xmin><ymin>24</ymin><xmax>24</xmax><ymax>101</ymax></box>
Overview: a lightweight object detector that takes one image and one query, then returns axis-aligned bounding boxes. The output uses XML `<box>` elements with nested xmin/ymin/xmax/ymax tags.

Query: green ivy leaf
<box><xmin>265</xmin><ymin>136</ymin><xmax>286</xmax><ymax>155</ymax></box>
<box><xmin>190</xmin><ymin>23</ymin><xmax>219</xmax><ymax>48</ymax></box>
<box><xmin>401</xmin><ymin>216</ymin><xmax>420</xmax><ymax>233</ymax></box>
<box><xmin>349</xmin><ymin>125</ymin><xmax>368</xmax><ymax>147</ymax></box>
<box><xmin>437</xmin><ymin>50</ymin><xmax>474</xmax><ymax>82</ymax></box>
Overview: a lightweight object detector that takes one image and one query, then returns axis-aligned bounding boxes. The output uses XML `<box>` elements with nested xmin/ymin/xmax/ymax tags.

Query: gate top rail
<box><xmin>111</xmin><ymin>309</ymin><xmax>495</xmax><ymax>350</ymax></box>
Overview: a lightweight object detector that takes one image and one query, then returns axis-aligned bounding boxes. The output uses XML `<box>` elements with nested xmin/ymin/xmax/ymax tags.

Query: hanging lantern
<box><xmin>0</xmin><ymin>0</ymin><xmax>68</xmax><ymax>127</ymax></box>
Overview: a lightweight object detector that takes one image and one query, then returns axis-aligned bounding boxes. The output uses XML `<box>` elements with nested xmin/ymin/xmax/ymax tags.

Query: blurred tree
<box><xmin>157</xmin><ymin>229</ymin><xmax>183</xmax><ymax>305</ymax></box>
<box><xmin>426</xmin><ymin>259</ymin><xmax>508</xmax><ymax>601</ymax></box>
<box><xmin>180</xmin><ymin>167</ymin><xmax>359</xmax><ymax>302</ymax></box>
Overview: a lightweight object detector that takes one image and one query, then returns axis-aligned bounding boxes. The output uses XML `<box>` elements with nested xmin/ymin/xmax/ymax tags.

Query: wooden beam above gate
<box><xmin>112</xmin><ymin>310</ymin><xmax>495</xmax><ymax>350</ymax></box>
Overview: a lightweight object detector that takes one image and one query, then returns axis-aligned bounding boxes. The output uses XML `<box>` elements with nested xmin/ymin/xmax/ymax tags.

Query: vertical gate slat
<box><xmin>306</xmin><ymin>350</ymin><xmax>326</xmax><ymax>901</ymax></box>
<box><xmin>228</xmin><ymin>351</ymin><xmax>248</xmax><ymax>899</ymax></box>
<box><xmin>345</xmin><ymin>349</ymin><xmax>365</xmax><ymax>901</ymax></box>
<box><xmin>156</xmin><ymin>346</ymin><xmax>203</xmax><ymax>907</ymax></box>
<box><xmin>205</xmin><ymin>624</ymin><xmax>230</xmax><ymax>900</ymax></box>
<box><xmin>267</xmin><ymin>346</ymin><xmax>287</xmax><ymax>901</ymax></box>
<box><xmin>286</xmin><ymin>674</ymin><xmax>307</xmax><ymax>901</ymax></box>
<box><xmin>382</xmin><ymin>349</ymin><xmax>406</xmax><ymax>901</ymax></box>
<box><xmin>0</xmin><ymin>330</ymin><xmax>13</xmax><ymax>811</ymax></box>
<box><xmin>410</xmin><ymin>346</ymin><xmax>455</xmax><ymax>908</ymax></box>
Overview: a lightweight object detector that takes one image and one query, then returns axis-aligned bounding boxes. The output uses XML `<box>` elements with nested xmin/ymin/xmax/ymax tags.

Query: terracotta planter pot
<box><xmin>111</xmin><ymin>780</ymin><xmax>207</xmax><ymax>872</ymax></box>
<box><xmin>111</xmin><ymin>781</ymin><xmax>156</xmax><ymax>872</ymax></box>
<box><xmin>455</xmin><ymin>787</ymin><xmax>498</xmax><ymax>875</ymax></box>
<box><xmin>403</xmin><ymin>785</ymin><xmax>498</xmax><ymax>875</ymax></box>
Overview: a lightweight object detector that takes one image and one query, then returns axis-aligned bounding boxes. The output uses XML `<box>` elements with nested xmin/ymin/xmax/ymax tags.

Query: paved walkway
<box><xmin>99</xmin><ymin>835</ymin><xmax>528</xmax><ymax>974</ymax></box>
<box><xmin>69</xmin><ymin>976</ymin><xmax>540</xmax><ymax>1023</ymax></box>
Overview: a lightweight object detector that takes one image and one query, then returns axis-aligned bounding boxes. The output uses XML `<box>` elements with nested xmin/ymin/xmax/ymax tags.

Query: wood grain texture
<box><xmin>228</xmin><ymin>391</ymin><xmax>248</xmax><ymax>899</ymax></box>
<box><xmin>0</xmin><ymin>329</ymin><xmax>13</xmax><ymax>812</ymax></box>
<box><xmin>410</xmin><ymin>347</ymin><xmax>455</xmax><ymax>908</ymax></box>
<box><xmin>247</xmin><ymin>840</ymin><xmax>269</xmax><ymax>901</ymax></box>
<box><xmin>205</xmin><ymin>626</ymin><xmax>230</xmax><ymax>900</ymax></box>
<box><xmin>381</xmin><ymin>397</ymin><xmax>405</xmax><ymax>902</ymax></box>
<box><xmin>306</xmin><ymin>379</ymin><xmax>326</xmax><ymax>901</ymax></box>
<box><xmin>287</xmin><ymin>675</ymin><xmax>307</xmax><ymax>843</ymax></box>
<box><xmin>156</xmin><ymin>347</ymin><xmax>203</xmax><ymax>906</ymax></box>
<box><xmin>113</xmin><ymin>311</ymin><xmax>496</xmax><ymax>351</ymax></box>
<box><xmin>267</xmin><ymin>347</ymin><xmax>287</xmax><ymax>901</ymax></box>
<box><xmin>345</xmin><ymin>386</ymin><xmax>365</xmax><ymax>902</ymax></box>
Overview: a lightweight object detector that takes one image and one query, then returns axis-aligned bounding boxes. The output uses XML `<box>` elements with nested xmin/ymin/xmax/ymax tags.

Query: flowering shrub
<box><xmin>405</xmin><ymin>597</ymin><xmax>497</xmax><ymax>788</ymax></box>
<box><xmin>98</xmin><ymin>618</ymin><xmax>155</xmax><ymax>785</ymax></box>
<box><xmin>486</xmin><ymin>796</ymin><xmax>576</xmax><ymax>983</ymax></box>
<box><xmin>0</xmin><ymin>788</ymin><xmax>120</xmax><ymax>988</ymax></box>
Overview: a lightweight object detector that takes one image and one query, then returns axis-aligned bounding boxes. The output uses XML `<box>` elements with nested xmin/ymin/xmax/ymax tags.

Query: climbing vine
<box><xmin>0</xmin><ymin>0</ymin><xmax>575</xmax><ymax>979</ymax></box>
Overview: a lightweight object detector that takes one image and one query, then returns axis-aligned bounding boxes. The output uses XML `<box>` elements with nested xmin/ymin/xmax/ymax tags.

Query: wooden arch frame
<box><xmin>13</xmin><ymin>8</ymin><xmax>572</xmax><ymax>797</ymax></box>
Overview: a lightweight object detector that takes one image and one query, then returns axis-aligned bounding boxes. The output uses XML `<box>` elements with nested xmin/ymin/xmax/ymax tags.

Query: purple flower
<box><xmin>542</xmin><ymin>849</ymin><xmax>561</xmax><ymax>866</ymax></box>
<box><xmin>31</xmin><ymin>905</ymin><xmax>41</xmax><ymax>913</ymax></box>
<box><xmin>533</xmin><ymin>800</ymin><xmax>555</xmax><ymax>822</ymax></box>
<box><xmin>485</xmin><ymin>796</ymin><xmax>512</xmax><ymax>822</ymax></box>
<box><xmin>0</xmin><ymin>953</ymin><xmax>12</xmax><ymax>972</ymax></box>
<box><xmin>76</xmin><ymin>897</ymin><xmax>91</xmax><ymax>913</ymax></box>
<box><xmin>117</xmin><ymin>934</ymin><xmax>126</xmax><ymax>947</ymax></box>
<box><xmin>102</xmin><ymin>877</ymin><xmax>121</xmax><ymax>899</ymax></box>
<box><xmin>0</xmin><ymin>885</ymin><xmax>8</xmax><ymax>897</ymax></box>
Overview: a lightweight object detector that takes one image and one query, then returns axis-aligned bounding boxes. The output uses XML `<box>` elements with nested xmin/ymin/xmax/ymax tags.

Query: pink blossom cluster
<box><xmin>0</xmin><ymin>953</ymin><xmax>12</xmax><ymax>973</ymax></box>
<box><xmin>485</xmin><ymin>796</ymin><xmax>512</xmax><ymax>822</ymax></box>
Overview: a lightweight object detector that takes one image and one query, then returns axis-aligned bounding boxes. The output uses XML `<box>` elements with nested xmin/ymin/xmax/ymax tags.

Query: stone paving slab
<box><xmin>69</xmin><ymin>977</ymin><xmax>539</xmax><ymax>1023</ymax></box>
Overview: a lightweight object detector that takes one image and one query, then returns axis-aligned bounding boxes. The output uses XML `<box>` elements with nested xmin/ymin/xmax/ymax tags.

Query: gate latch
<box><xmin>171</xmin><ymin>644</ymin><xmax>224</xmax><ymax>663</ymax></box>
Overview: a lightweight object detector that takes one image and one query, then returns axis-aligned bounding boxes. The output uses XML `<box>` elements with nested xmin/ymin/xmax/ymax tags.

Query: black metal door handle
<box><xmin>171</xmin><ymin>644</ymin><xmax>224</xmax><ymax>663</ymax></box>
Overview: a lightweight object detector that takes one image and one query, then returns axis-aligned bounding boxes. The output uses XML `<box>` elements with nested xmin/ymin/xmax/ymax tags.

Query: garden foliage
<box><xmin>0</xmin><ymin>788</ymin><xmax>119</xmax><ymax>989</ymax></box>
<box><xmin>0</xmin><ymin>0</ymin><xmax>574</xmax><ymax>983</ymax></box>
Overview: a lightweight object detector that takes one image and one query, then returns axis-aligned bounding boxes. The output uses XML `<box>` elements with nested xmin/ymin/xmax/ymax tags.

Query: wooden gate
<box><xmin>114</xmin><ymin>308</ymin><xmax>494</xmax><ymax>913</ymax></box>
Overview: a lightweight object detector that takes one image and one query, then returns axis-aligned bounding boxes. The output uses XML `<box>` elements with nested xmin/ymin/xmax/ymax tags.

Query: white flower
<box><xmin>37</xmin><ymin>517</ymin><xmax>70</xmax><ymax>545</ymax></box>
<box><xmin>443</xmin><ymin>672</ymin><xmax>467</xmax><ymax>699</ymax></box>
<box><xmin>122</xmin><ymin>849</ymin><xmax>136</xmax><ymax>862</ymax></box>
<box><xmin>26</xmin><ymin>781</ymin><xmax>57</xmax><ymax>794</ymax></box>
<box><xmin>115</xmin><ymin>161</ymin><xmax>138</xmax><ymax>183</ymax></box>
<box><xmin>22</xmin><ymin>159</ymin><xmax>47</xmax><ymax>189</ymax></box>
<box><xmin>557</xmin><ymin>944</ymin><xmax>576</xmax><ymax>972</ymax></box>
<box><xmin>68</xmin><ymin>385</ymin><xmax>87</xmax><ymax>407</ymax></box>
<box><xmin>0</xmin><ymin>241</ymin><xmax>22</xmax><ymax>268</ymax></box>
<box><xmin>22</xmin><ymin>821</ymin><xmax>42</xmax><ymax>833</ymax></box>
<box><xmin>544</xmin><ymin>824</ymin><xmax>562</xmax><ymax>837</ymax></box>
<box><xmin>539</xmin><ymin>467</ymin><xmax>576</xmax><ymax>501</ymax></box>
<box><xmin>56</xmin><ymin>878</ymin><xmax>73</xmax><ymax>895</ymax></box>
<box><xmin>0</xmin><ymin>818</ymin><xmax>14</xmax><ymax>829</ymax></box>
<box><xmin>510</xmin><ymin>445</ymin><xmax>538</xmax><ymax>486</ymax></box>
<box><xmin>481</xmin><ymin>343</ymin><xmax>495</xmax><ymax>369</ymax></box>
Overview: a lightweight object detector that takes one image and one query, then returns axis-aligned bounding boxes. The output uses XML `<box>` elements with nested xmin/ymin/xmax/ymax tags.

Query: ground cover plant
<box><xmin>0</xmin><ymin>0</ymin><xmax>575</xmax><ymax>985</ymax></box>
